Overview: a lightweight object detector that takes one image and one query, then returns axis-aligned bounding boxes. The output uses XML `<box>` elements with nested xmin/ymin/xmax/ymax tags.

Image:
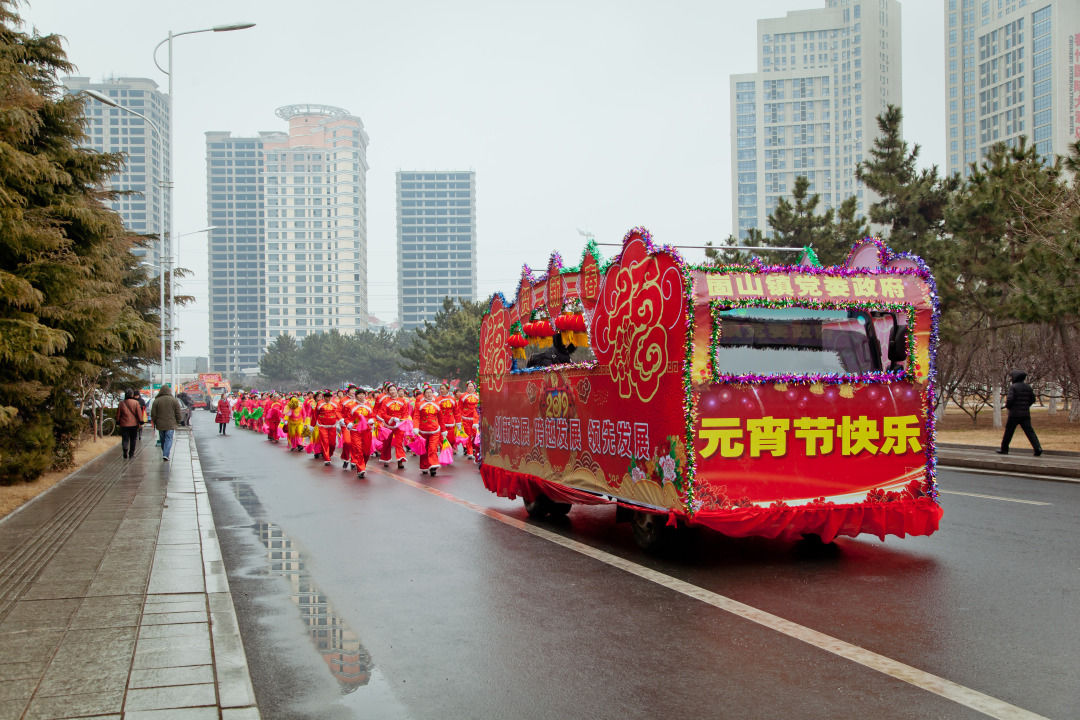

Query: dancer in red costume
<box><xmin>346</xmin><ymin>389</ymin><xmax>373</xmax><ymax>478</ymax></box>
<box><xmin>314</xmin><ymin>391</ymin><xmax>339</xmax><ymax>465</ymax></box>
<box><xmin>413</xmin><ymin>385</ymin><xmax>442</xmax><ymax>475</ymax></box>
<box><xmin>378</xmin><ymin>385</ymin><xmax>410</xmax><ymax>469</ymax></box>
<box><xmin>436</xmin><ymin>383</ymin><xmax>461</xmax><ymax>462</ymax></box>
<box><xmin>338</xmin><ymin>387</ymin><xmax>359</xmax><ymax>470</ymax></box>
<box><xmin>459</xmin><ymin>381</ymin><xmax>480</xmax><ymax>459</ymax></box>
<box><xmin>265</xmin><ymin>393</ymin><xmax>283</xmax><ymax>443</ymax></box>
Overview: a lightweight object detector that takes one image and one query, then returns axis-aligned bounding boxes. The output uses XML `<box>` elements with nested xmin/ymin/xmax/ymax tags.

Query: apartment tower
<box><xmin>396</xmin><ymin>171</ymin><xmax>477</xmax><ymax>329</ymax></box>
<box><xmin>264</xmin><ymin>105</ymin><xmax>370</xmax><ymax>345</ymax></box>
<box><xmin>63</xmin><ymin>77</ymin><xmax>171</xmax><ymax>258</ymax></box>
<box><xmin>206</xmin><ymin>131</ymin><xmax>275</xmax><ymax>374</ymax></box>
<box><xmin>207</xmin><ymin>105</ymin><xmax>369</xmax><ymax>373</ymax></box>
<box><xmin>730</xmin><ymin>0</ymin><xmax>902</xmax><ymax>239</ymax></box>
<box><xmin>945</xmin><ymin>0</ymin><xmax>1080</xmax><ymax>176</ymax></box>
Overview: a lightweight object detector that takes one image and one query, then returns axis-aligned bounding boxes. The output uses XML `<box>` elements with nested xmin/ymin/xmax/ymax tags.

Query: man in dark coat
<box><xmin>997</xmin><ymin>370</ymin><xmax>1043</xmax><ymax>456</ymax></box>
<box><xmin>150</xmin><ymin>384</ymin><xmax>185</xmax><ymax>462</ymax></box>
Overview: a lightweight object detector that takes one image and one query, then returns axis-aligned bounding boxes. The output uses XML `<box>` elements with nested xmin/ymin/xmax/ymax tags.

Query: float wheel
<box><xmin>631</xmin><ymin>511</ymin><xmax>666</xmax><ymax>551</ymax></box>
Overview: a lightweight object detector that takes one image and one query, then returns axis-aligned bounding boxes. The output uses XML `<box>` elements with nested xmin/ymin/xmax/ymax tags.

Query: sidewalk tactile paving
<box><xmin>129</xmin><ymin>664</ymin><xmax>215</xmax><ymax>689</ymax></box>
<box><xmin>124</xmin><ymin>682</ymin><xmax>217</xmax><ymax>711</ymax></box>
<box><xmin>0</xmin><ymin>430</ymin><xmax>261</xmax><ymax>719</ymax></box>
<box><xmin>123</xmin><ymin>707</ymin><xmax>219</xmax><ymax>719</ymax></box>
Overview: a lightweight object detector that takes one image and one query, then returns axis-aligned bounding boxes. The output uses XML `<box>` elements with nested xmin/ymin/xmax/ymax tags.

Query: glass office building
<box><xmin>730</xmin><ymin>0</ymin><xmax>901</xmax><ymax>239</ymax></box>
<box><xmin>396</xmin><ymin>171</ymin><xmax>477</xmax><ymax>329</ymax></box>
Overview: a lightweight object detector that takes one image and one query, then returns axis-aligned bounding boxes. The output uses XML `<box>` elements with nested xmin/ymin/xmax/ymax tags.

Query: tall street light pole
<box><xmin>153</xmin><ymin>22</ymin><xmax>255</xmax><ymax>392</ymax></box>
<box><xmin>82</xmin><ymin>89</ymin><xmax>168</xmax><ymax>387</ymax></box>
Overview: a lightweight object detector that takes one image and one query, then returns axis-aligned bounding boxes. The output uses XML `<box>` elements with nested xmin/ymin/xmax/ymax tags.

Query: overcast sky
<box><xmin>21</xmin><ymin>0</ymin><xmax>945</xmax><ymax>357</ymax></box>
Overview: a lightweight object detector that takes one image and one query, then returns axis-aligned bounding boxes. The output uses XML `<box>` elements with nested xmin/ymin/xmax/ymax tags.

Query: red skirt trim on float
<box><xmin>480</xmin><ymin>464</ymin><xmax>943</xmax><ymax>544</ymax></box>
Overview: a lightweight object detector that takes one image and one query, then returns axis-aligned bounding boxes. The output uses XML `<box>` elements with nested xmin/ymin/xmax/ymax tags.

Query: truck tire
<box><xmin>548</xmin><ymin>502</ymin><xmax>572</xmax><ymax>517</ymax></box>
<box><xmin>524</xmin><ymin>493</ymin><xmax>551</xmax><ymax>518</ymax></box>
<box><xmin>631</xmin><ymin>510</ymin><xmax>666</xmax><ymax>551</ymax></box>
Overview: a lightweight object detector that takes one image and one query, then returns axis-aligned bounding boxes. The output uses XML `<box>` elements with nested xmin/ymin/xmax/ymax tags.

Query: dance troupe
<box><xmin>214</xmin><ymin>382</ymin><xmax>481</xmax><ymax>478</ymax></box>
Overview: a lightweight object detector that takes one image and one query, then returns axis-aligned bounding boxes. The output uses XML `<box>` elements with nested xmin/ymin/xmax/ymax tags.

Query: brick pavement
<box><xmin>0</xmin><ymin>429</ymin><xmax>258</xmax><ymax>720</ymax></box>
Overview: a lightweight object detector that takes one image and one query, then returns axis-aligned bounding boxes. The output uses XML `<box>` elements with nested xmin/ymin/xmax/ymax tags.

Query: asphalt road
<box><xmin>193</xmin><ymin>411</ymin><xmax>1080</xmax><ymax>720</ymax></box>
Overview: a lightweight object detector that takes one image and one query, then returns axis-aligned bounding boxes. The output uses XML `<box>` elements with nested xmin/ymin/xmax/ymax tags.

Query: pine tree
<box><xmin>856</xmin><ymin>105</ymin><xmax>958</xmax><ymax>256</ymax></box>
<box><xmin>768</xmin><ymin>175</ymin><xmax>834</xmax><ymax>246</ymax></box>
<box><xmin>831</xmin><ymin>195</ymin><xmax>870</xmax><ymax>264</ymax></box>
<box><xmin>766</xmin><ymin>175</ymin><xmax>867</xmax><ymax>266</ymax></box>
<box><xmin>0</xmin><ymin>2</ymin><xmax>159</xmax><ymax>480</ymax></box>
<box><xmin>260</xmin><ymin>334</ymin><xmax>301</xmax><ymax>386</ymax></box>
<box><xmin>399</xmin><ymin>298</ymin><xmax>485</xmax><ymax>381</ymax></box>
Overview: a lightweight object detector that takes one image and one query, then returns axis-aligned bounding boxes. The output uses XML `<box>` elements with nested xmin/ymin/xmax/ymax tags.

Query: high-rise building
<box><xmin>396</xmin><ymin>171</ymin><xmax>477</xmax><ymax>329</ymax></box>
<box><xmin>730</xmin><ymin>0</ymin><xmax>901</xmax><ymax>239</ymax></box>
<box><xmin>264</xmin><ymin>105</ymin><xmax>369</xmax><ymax>344</ymax></box>
<box><xmin>63</xmin><ymin>77</ymin><xmax>171</xmax><ymax>258</ymax></box>
<box><xmin>944</xmin><ymin>0</ymin><xmax>1080</xmax><ymax>177</ymax></box>
<box><xmin>207</xmin><ymin>104</ymin><xmax>368</xmax><ymax>374</ymax></box>
<box><xmin>206</xmin><ymin>131</ymin><xmax>276</xmax><ymax>374</ymax></box>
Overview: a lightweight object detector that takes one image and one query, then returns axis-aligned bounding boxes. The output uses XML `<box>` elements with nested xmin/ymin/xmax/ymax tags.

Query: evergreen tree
<box><xmin>768</xmin><ymin>175</ymin><xmax>834</xmax><ymax>247</ymax></box>
<box><xmin>704</xmin><ymin>229</ymin><xmax>772</xmax><ymax>265</ymax></box>
<box><xmin>348</xmin><ymin>328</ymin><xmax>405</xmax><ymax>386</ymax></box>
<box><xmin>767</xmin><ymin>176</ymin><xmax>868</xmax><ymax>266</ymax></box>
<box><xmin>0</xmin><ymin>2</ymin><xmax>159</xmax><ymax>481</ymax></box>
<box><xmin>831</xmin><ymin>195</ymin><xmax>871</xmax><ymax>263</ymax></box>
<box><xmin>399</xmin><ymin>298</ymin><xmax>485</xmax><ymax>381</ymax></box>
<box><xmin>856</xmin><ymin>105</ymin><xmax>958</xmax><ymax>256</ymax></box>
<box><xmin>260</xmin><ymin>334</ymin><xmax>301</xmax><ymax>385</ymax></box>
<box><xmin>943</xmin><ymin>139</ymin><xmax>1056</xmax><ymax>324</ymax></box>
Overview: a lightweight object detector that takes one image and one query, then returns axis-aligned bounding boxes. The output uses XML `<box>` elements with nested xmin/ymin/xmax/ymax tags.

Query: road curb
<box><xmin>938</xmin><ymin>445</ymin><xmax>1080</xmax><ymax>480</ymax></box>
<box><xmin>188</xmin><ymin>437</ymin><xmax>262</xmax><ymax>716</ymax></box>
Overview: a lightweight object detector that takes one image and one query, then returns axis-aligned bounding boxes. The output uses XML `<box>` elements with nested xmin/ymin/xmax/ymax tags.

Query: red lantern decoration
<box><xmin>507</xmin><ymin>332</ymin><xmax>529</xmax><ymax>362</ymax></box>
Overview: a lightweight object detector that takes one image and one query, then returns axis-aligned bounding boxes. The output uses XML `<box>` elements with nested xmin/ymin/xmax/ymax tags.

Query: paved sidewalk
<box><xmin>0</xmin><ymin>429</ymin><xmax>259</xmax><ymax>720</ymax></box>
<box><xmin>938</xmin><ymin>443</ymin><xmax>1080</xmax><ymax>481</ymax></box>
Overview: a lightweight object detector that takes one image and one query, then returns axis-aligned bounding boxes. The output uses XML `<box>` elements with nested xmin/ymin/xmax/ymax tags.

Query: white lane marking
<box><xmin>382</xmin><ymin>470</ymin><xmax>1051</xmax><ymax>720</ymax></box>
<box><xmin>939</xmin><ymin>465</ymin><xmax>1080</xmax><ymax>484</ymax></box>
<box><xmin>939</xmin><ymin>490</ymin><xmax>1051</xmax><ymax>506</ymax></box>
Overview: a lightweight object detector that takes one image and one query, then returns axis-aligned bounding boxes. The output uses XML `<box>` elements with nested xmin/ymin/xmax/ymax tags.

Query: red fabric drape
<box><xmin>480</xmin><ymin>464</ymin><xmax>942</xmax><ymax>543</ymax></box>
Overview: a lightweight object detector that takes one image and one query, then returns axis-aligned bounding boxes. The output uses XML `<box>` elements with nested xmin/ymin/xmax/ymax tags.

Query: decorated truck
<box><xmin>198</xmin><ymin>373</ymin><xmax>231</xmax><ymax>412</ymax></box>
<box><xmin>477</xmin><ymin>228</ymin><xmax>943</xmax><ymax>549</ymax></box>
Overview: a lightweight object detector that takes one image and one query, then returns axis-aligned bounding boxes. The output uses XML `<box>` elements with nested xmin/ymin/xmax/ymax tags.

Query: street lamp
<box><xmin>152</xmin><ymin>21</ymin><xmax>255</xmax><ymax>390</ymax></box>
<box><xmin>82</xmin><ymin>89</ymin><xmax>168</xmax><ymax>388</ymax></box>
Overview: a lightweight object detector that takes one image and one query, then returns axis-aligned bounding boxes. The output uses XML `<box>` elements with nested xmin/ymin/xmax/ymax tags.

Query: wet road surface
<box><xmin>193</xmin><ymin>412</ymin><xmax>1080</xmax><ymax>719</ymax></box>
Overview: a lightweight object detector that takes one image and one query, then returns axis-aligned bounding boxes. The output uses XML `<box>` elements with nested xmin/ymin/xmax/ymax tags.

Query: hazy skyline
<box><xmin>22</xmin><ymin>0</ymin><xmax>946</xmax><ymax>358</ymax></box>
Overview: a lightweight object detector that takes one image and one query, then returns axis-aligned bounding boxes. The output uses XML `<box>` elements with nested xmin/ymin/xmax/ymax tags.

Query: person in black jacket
<box><xmin>526</xmin><ymin>334</ymin><xmax>576</xmax><ymax>368</ymax></box>
<box><xmin>997</xmin><ymin>370</ymin><xmax>1043</xmax><ymax>456</ymax></box>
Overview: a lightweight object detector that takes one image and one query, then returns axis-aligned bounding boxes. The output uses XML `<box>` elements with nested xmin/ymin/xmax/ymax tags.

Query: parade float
<box><xmin>477</xmin><ymin>228</ymin><xmax>943</xmax><ymax>549</ymax></box>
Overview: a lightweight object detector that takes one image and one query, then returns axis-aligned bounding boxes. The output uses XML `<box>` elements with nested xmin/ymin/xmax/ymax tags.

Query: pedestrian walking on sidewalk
<box><xmin>215</xmin><ymin>391</ymin><xmax>231</xmax><ymax>435</ymax></box>
<box><xmin>116</xmin><ymin>389</ymin><xmax>142</xmax><ymax>459</ymax></box>
<box><xmin>997</xmin><ymin>370</ymin><xmax>1043</xmax><ymax>456</ymax></box>
<box><xmin>150</xmin><ymin>384</ymin><xmax>184</xmax><ymax>462</ymax></box>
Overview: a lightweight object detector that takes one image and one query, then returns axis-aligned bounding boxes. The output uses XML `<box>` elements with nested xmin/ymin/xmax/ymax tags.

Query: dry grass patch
<box><xmin>0</xmin><ymin>436</ymin><xmax>119</xmax><ymax>519</ymax></box>
<box><xmin>937</xmin><ymin>406</ymin><xmax>1079</xmax><ymax>452</ymax></box>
